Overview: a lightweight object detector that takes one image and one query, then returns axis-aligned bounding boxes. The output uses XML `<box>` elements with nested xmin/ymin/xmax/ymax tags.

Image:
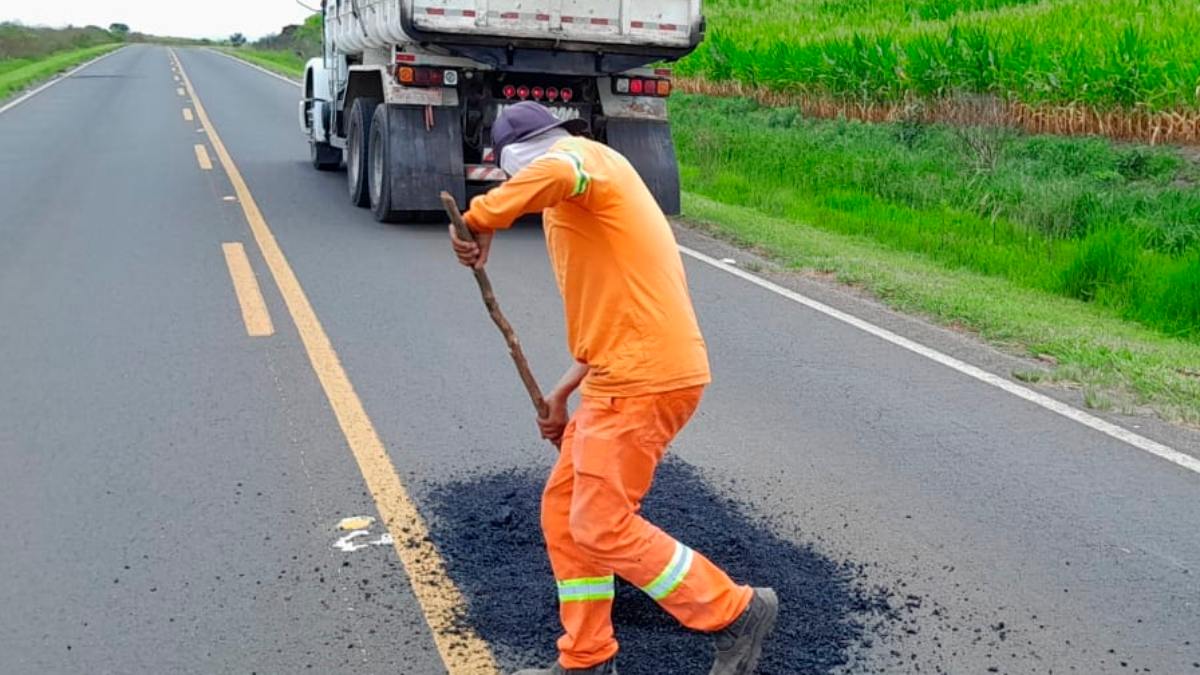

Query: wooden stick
<box><xmin>441</xmin><ymin>192</ymin><xmax>550</xmax><ymax>421</ymax></box>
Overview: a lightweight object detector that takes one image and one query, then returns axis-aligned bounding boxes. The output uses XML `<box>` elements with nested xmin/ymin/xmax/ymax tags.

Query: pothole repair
<box><xmin>422</xmin><ymin>458</ymin><xmax>905</xmax><ymax>674</ymax></box>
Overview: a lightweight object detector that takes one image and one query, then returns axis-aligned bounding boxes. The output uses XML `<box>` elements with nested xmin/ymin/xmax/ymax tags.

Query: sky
<box><xmin>5</xmin><ymin>0</ymin><xmax>316</xmax><ymax>40</ymax></box>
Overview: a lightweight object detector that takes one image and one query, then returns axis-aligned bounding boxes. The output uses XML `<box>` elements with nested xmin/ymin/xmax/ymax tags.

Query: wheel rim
<box><xmin>370</xmin><ymin>125</ymin><xmax>385</xmax><ymax>207</ymax></box>
<box><xmin>347</xmin><ymin>121</ymin><xmax>361</xmax><ymax>194</ymax></box>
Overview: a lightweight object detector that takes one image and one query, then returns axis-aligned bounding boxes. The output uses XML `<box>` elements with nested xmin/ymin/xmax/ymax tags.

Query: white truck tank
<box><xmin>329</xmin><ymin>0</ymin><xmax>702</xmax><ymax>54</ymax></box>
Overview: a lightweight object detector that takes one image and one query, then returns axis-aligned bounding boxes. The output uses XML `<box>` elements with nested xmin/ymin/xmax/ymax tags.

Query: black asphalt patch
<box><xmin>423</xmin><ymin>458</ymin><xmax>899</xmax><ymax>674</ymax></box>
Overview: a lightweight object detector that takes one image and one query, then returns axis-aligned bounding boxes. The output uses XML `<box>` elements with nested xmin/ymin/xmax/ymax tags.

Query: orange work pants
<box><xmin>541</xmin><ymin>385</ymin><xmax>752</xmax><ymax>669</ymax></box>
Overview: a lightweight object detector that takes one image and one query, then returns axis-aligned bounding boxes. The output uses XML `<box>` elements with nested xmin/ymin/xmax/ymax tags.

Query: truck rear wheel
<box><xmin>346</xmin><ymin>97</ymin><xmax>379</xmax><ymax>208</ymax></box>
<box><xmin>368</xmin><ymin>103</ymin><xmax>414</xmax><ymax>223</ymax></box>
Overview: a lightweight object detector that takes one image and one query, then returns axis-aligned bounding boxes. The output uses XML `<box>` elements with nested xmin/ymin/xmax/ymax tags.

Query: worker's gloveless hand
<box><xmin>448</xmin><ymin>224</ymin><xmax>493</xmax><ymax>270</ymax></box>
<box><xmin>538</xmin><ymin>394</ymin><xmax>569</xmax><ymax>448</ymax></box>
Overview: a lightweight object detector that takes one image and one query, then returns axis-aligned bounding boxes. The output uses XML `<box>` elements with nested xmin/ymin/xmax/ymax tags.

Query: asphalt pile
<box><xmin>424</xmin><ymin>457</ymin><xmax>899</xmax><ymax>674</ymax></box>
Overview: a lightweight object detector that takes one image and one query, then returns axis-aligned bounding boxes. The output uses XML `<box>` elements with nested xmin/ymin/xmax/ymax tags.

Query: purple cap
<box><xmin>492</xmin><ymin>101</ymin><xmax>589</xmax><ymax>164</ymax></box>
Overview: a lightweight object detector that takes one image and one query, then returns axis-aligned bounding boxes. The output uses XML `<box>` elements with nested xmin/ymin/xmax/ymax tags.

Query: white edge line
<box><xmin>194</xmin><ymin>45</ymin><xmax>1200</xmax><ymax>478</ymax></box>
<box><xmin>204</xmin><ymin>48</ymin><xmax>302</xmax><ymax>88</ymax></box>
<box><xmin>0</xmin><ymin>46</ymin><xmax>126</xmax><ymax>116</ymax></box>
<box><xmin>678</xmin><ymin>245</ymin><xmax>1200</xmax><ymax>477</ymax></box>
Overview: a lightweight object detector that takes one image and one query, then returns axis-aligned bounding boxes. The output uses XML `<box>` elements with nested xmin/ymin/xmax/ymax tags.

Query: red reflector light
<box><xmin>532</xmin><ymin>86</ymin><xmax>545</xmax><ymax>100</ymax></box>
<box><xmin>560</xmin><ymin>88</ymin><xmax>574</xmax><ymax>102</ymax></box>
<box><xmin>517</xmin><ymin>85</ymin><xmax>530</xmax><ymax>100</ymax></box>
<box><xmin>396</xmin><ymin>53</ymin><xmax>416</xmax><ymax>63</ymax></box>
<box><xmin>629</xmin><ymin>79</ymin><xmax>644</xmax><ymax>95</ymax></box>
<box><xmin>546</xmin><ymin>87</ymin><xmax>559</xmax><ymax>102</ymax></box>
<box><xmin>502</xmin><ymin>85</ymin><xmax>517</xmax><ymax>99</ymax></box>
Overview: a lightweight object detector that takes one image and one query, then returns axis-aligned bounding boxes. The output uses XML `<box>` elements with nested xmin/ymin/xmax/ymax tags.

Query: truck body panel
<box><xmin>328</xmin><ymin>0</ymin><xmax>701</xmax><ymax>54</ymax></box>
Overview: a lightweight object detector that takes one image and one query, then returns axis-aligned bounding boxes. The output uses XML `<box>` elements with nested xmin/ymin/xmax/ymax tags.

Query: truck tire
<box><xmin>310</xmin><ymin>141</ymin><xmax>342</xmax><ymax>171</ymax></box>
<box><xmin>346</xmin><ymin>97</ymin><xmax>379</xmax><ymax>208</ymax></box>
<box><xmin>366</xmin><ymin>104</ymin><xmax>467</xmax><ymax>224</ymax></box>
<box><xmin>367</xmin><ymin>103</ymin><xmax>412</xmax><ymax>223</ymax></box>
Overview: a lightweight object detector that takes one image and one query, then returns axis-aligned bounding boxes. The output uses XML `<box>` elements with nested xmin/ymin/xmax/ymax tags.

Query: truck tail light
<box><xmin>613</xmin><ymin>77</ymin><xmax>672</xmax><ymax>98</ymax></box>
<box><xmin>396</xmin><ymin>66</ymin><xmax>457</xmax><ymax>87</ymax></box>
<box><xmin>517</xmin><ymin>85</ymin><xmax>530</xmax><ymax>100</ymax></box>
<box><xmin>532</xmin><ymin>86</ymin><xmax>545</xmax><ymax>101</ymax></box>
<box><xmin>415</xmin><ymin>68</ymin><xmax>442</xmax><ymax>86</ymax></box>
<box><xmin>503</xmin><ymin>84</ymin><xmax>517</xmax><ymax>99</ymax></box>
<box><xmin>546</xmin><ymin>87</ymin><xmax>559</xmax><ymax>102</ymax></box>
<box><xmin>560</xmin><ymin>87</ymin><xmax>574</xmax><ymax>102</ymax></box>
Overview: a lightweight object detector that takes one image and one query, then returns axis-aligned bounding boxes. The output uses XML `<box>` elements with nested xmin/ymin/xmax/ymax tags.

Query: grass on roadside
<box><xmin>0</xmin><ymin>22</ymin><xmax>117</xmax><ymax>60</ymax></box>
<box><xmin>0</xmin><ymin>43</ymin><xmax>122</xmax><ymax>101</ymax></box>
<box><xmin>680</xmin><ymin>0</ymin><xmax>1200</xmax><ymax>113</ymax></box>
<box><xmin>670</xmin><ymin>95</ymin><xmax>1200</xmax><ymax>341</ymax></box>
<box><xmin>681</xmin><ymin>193</ymin><xmax>1200</xmax><ymax>426</ymax></box>
<box><xmin>219</xmin><ymin>47</ymin><xmax>304</xmax><ymax>80</ymax></box>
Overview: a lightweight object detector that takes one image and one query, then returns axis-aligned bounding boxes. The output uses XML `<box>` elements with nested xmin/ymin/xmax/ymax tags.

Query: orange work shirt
<box><xmin>464</xmin><ymin>137</ymin><xmax>710</xmax><ymax>398</ymax></box>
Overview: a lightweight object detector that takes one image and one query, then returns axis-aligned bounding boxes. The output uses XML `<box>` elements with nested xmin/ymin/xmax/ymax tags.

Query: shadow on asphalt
<box><xmin>423</xmin><ymin>457</ymin><xmax>898</xmax><ymax>674</ymax></box>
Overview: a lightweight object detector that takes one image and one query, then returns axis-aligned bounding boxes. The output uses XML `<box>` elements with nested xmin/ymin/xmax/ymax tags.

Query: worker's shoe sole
<box><xmin>709</xmin><ymin>587</ymin><xmax>779</xmax><ymax>675</ymax></box>
<box><xmin>511</xmin><ymin>657</ymin><xmax>617</xmax><ymax>674</ymax></box>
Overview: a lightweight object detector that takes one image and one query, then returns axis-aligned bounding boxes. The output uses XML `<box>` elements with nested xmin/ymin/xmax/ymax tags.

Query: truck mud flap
<box><xmin>605</xmin><ymin>118</ymin><xmax>681</xmax><ymax>216</ymax></box>
<box><xmin>385</xmin><ymin>105</ymin><xmax>465</xmax><ymax>213</ymax></box>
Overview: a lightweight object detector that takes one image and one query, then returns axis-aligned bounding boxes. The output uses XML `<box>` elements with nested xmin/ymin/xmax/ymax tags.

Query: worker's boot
<box><xmin>708</xmin><ymin>587</ymin><xmax>779</xmax><ymax>675</ymax></box>
<box><xmin>511</xmin><ymin>657</ymin><xmax>617</xmax><ymax>675</ymax></box>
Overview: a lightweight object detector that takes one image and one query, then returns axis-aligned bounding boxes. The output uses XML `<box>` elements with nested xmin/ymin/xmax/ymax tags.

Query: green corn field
<box><xmin>679</xmin><ymin>0</ymin><xmax>1200</xmax><ymax>112</ymax></box>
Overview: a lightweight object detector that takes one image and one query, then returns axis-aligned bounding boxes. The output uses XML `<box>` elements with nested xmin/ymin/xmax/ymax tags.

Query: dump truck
<box><xmin>299</xmin><ymin>0</ymin><xmax>704</xmax><ymax>222</ymax></box>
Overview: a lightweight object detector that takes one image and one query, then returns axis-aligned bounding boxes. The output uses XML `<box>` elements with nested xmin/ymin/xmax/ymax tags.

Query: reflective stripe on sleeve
<box><xmin>557</xmin><ymin>575</ymin><xmax>615</xmax><ymax>603</ymax></box>
<box><xmin>542</xmin><ymin>149</ymin><xmax>591</xmax><ymax>197</ymax></box>
<box><xmin>641</xmin><ymin>541</ymin><xmax>694</xmax><ymax>601</ymax></box>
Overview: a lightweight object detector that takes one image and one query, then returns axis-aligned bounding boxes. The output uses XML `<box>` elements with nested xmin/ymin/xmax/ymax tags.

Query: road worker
<box><xmin>449</xmin><ymin>101</ymin><xmax>778</xmax><ymax>675</ymax></box>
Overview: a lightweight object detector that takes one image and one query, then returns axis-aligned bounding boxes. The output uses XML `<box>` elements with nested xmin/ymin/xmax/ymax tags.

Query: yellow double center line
<box><xmin>169</xmin><ymin>49</ymin><xmax>499</xmax><ymax>674</ymax></box>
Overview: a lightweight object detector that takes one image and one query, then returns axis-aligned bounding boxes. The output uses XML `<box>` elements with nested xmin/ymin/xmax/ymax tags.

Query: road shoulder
<box><xmin>673</xmin><ymin>216</ymin><xmax>1200</xmax><ymax>458</ymax></box>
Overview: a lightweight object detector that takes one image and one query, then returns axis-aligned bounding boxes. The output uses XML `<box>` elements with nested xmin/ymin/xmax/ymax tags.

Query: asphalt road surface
<box><xmin>2</xmin><ymin>45</ymin><xmax>1198</xmax><ymax>675</ymax></box>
